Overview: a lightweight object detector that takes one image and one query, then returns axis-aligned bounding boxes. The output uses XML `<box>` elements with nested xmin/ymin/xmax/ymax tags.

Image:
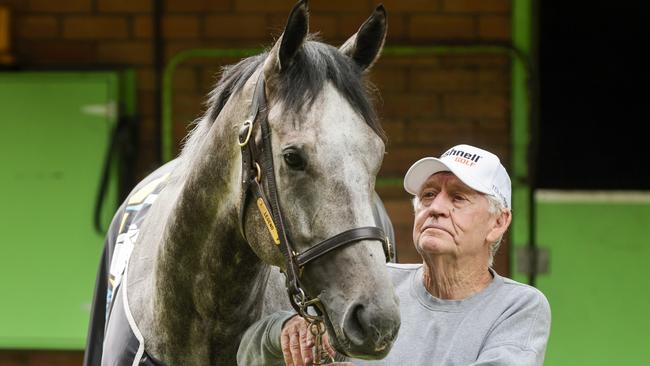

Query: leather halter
<box><xmin>237</xmin><ymin>72</ymin><xmax>393</xmax><ymax>316</ymax></box>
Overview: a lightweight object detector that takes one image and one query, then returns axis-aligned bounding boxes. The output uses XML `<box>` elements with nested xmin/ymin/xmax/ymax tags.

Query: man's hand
<box><xmin>280</xmin><ymin>315</ymin><xmax>353</xmax><ymax>366</ymax></box>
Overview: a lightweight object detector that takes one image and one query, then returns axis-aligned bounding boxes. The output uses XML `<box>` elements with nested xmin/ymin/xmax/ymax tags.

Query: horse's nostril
<box><xmin>341</xmin><ymin>300</ymin><xmax>400</xmax><ymax>355</ymax></box>
<box><xmin>343</xmin><ymin>303</ymin><xmax>367</xmax><ymax>346</ymax></box>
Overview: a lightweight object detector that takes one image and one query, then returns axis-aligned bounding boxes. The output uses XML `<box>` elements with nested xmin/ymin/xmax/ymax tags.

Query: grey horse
<box><xmin>83</xmin><ymin>1</ymin><xmax>400</xmax><ymax>365</ymax></box>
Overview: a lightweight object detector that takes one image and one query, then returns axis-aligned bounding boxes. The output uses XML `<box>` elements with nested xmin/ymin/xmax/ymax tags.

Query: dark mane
<box><xmin>205</xmin><ymin>37</ymin><xmax>385</xmax><ymax>142</ymax></box>
<box><xmin>206</xmin><ymin>53</ymin><xmax>267</xmax><ymax>124</ymax></box>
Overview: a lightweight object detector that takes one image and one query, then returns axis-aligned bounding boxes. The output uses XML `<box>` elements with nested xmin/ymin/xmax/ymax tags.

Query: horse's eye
<box><xmin>283</xmin><ymin>150</ymin><xmax>306</xmax><ymax>170</ymax></box>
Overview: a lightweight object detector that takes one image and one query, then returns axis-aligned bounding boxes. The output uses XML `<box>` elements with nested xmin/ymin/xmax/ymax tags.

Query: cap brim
<box><xmin>403</xmin><ymin>157</ymin><xmax>493</xmax><ymax>196</ymax></box>
<box><xmin>403</xmin><ymin>157</ymin><xmax>450</xmax><ymax>195</ymax></box>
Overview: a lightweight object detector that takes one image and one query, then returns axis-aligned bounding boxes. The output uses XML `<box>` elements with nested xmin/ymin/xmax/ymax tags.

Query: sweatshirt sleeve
<box><xmin>471</xmin><ymin>286</ymin><xmax>552</xmax><ymax>366</ymax></box>
<box><xmin>237</xmin><ymin>311</ymin><xmax>296</xmax><ymax>366</ymax></box>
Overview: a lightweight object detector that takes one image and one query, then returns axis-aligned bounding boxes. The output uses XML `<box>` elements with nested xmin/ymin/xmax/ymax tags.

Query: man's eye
<box><xmin>421</xmin><ymin>191</ymin><xmax>436</xmax><ymax>200</ymax></box>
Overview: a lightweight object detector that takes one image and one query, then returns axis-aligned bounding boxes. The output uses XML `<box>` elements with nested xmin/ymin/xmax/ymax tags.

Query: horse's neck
<box><xmin>130</xmin><ymin>117</ymin><xmax>271</xmax><ymax>364</ymax></box>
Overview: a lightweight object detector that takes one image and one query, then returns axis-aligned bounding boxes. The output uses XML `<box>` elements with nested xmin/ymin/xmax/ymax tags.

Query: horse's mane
<box><xmin>180</xmin><ymin>36</ymin><xmax>385</xmax><ymax>162</ymax></box>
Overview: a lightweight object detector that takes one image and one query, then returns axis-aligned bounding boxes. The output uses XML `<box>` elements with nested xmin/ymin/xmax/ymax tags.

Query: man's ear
<box><xmin>339</xmin><ymin>4</ymin><xmax>387</xmax><ymax>71</ymax></box>
<box><xmin>486</xmin><ymin>209</ymin><xmax>512</xmax><ymax>244</ymax></box>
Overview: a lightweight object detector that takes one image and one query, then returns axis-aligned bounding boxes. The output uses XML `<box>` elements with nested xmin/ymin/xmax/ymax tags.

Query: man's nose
<box><xmin>428</xmin><ymin>192</ymin><xmax>452</xmax><ymax>217</ymax></box>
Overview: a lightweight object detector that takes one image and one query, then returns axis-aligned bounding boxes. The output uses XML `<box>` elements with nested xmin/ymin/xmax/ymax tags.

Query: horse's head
<box><xmin>237</xmin><ymin>1</ymin><xmax>400</xmax><ymax>359</ymax></box>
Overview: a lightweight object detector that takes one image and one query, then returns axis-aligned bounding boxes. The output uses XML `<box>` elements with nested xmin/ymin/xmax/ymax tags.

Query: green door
<box><xmin>0</xmin><ymin>72</ymin><xmax>124</xmax><ymax>349</ymax></box>
<box><xmin>514</xmin><ymin>191</ymin><xmax>650</xmax><ymax>365</ymax></box>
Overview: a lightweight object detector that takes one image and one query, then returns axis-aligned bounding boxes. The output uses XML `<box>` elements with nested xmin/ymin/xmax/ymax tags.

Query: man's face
<box><xmin>412</xmin><ymin>172</ymin><xmax>496</xmax><ymax>262</ymax></box>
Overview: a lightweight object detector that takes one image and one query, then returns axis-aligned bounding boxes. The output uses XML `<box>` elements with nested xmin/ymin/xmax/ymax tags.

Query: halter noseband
<box><xmin>237</xmin><ymin>72</ymin><xmax>393</xmax><ymax>317</ymax></box>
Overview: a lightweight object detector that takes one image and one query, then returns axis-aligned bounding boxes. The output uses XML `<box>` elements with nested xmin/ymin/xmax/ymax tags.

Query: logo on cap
<box><xmin>442</xmin><ymin>147</ymin><xmax>483</xmax><ymax>167</ymax></box>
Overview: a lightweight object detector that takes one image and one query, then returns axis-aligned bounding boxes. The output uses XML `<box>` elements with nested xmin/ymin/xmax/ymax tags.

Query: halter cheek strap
<box><xmin>237</xmin><ymin>73</ymin><xmax>393</xmax><ymax>316</ymax></box>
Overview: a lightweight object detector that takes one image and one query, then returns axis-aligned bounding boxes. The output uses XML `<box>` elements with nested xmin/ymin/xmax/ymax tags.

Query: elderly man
<box><xmin>237</xmin><ymin>144</ymin><xmax>551</xmax><ymax>366</ymax></box>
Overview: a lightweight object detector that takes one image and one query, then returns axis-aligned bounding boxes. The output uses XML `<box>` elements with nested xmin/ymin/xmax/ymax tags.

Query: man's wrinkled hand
<box><xmin>280</xmin><ymin>315</ymin><xmax>341</xmax><ymax>366</ymax></box>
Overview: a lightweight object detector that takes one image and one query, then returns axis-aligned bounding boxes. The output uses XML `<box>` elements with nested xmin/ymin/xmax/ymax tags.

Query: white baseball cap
<box><xmin>403</xmin><ymin>144</ymin><xmax>511</xmax><ymax>209</ymax></box>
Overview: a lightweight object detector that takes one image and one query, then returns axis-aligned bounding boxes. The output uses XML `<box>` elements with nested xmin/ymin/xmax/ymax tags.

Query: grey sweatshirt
<box><xmin>237</xmin><ymin>264</ymin><xmax>551</xmax><ymax>365</ymax></box>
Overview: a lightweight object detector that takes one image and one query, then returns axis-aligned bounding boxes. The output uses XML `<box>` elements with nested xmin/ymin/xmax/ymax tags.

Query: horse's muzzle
<box><xmin>337</xmin><ymin>300</ymin><xmax>400</xmax><ymax>359</ymax></box>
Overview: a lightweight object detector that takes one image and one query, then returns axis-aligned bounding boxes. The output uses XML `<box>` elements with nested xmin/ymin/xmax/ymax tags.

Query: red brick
<box><xmin>97</xmin><ymin>41</ymin><xmax>153</xmax><ymax>65</ymax></box>
<box><xmin>200</xmin><ymin>65</ymin><xmax>228</xmax><ymax>93</ymax></box>
<box><xmin>310</xmin><ymin>15</ymin><xmax>338</xmax><ymax>40</ymax></box>
<box><xmin>380</xmin><ymin>93</ymin><xmax>441</xmax><ymax>119</ymax></box>
<box><xmin>0</xmin><ymin>0</ymin><xmax>29</xmax><ymax>11</ymax></box>
<box><xmin>204</xmin><ymin>15</ymin><xmax>267</xmax><ymax>40</ymax></box>
<box><xmin>29</xmin><ymin>0</ymin><xmax>91</xmax><ymax>12</ymax></box>
<box><xmin>337</xmin><ymin>12</ymin><xmax>406</xmax><ymax>42</ymax></box>
<box><xmin>267</xmin><ymin>14</ymin><xmax>290</xmax><ymax>36</ymax></box>
<box><xmin>475</xmin><ymin>117</ymin><xmax>510</xmax><ymax>139</ymax></box>
<box><xmin>234</xmin><ymin>0</ymin><xmax>296</xmax><ymax>12</ymax></box>
<box><xmin>410</xmin><ymin>67</ymin><xmax>478</xmax><ymax>92</ymax></box>
<box><xmin>97</xmin><ymin>0</ymin><xmax>152</xmax><ymax>13</ymax></box>
<box><xmin>0</xmin><ymin>350</ymin><xmax>23</xmax><ymax>366</ymax></box>
<box><xmin>138</xmin><ymin>115</ymin><xmax>157</xmax><ymax>139</ymax></box>
<box><xmin>375</xmin><ymin>0</ymin><xmax>440</xmax><ymax>13</ymax></box>
<box><xmin>442</xmin><ymin>93</ymin><xmax>508</xmax><ymax>119</ymax></box>
<box><xmin>235</xmin><ymin>0</ymin><xmax>372</xmax><ymax>16</ymax></box>
<box><xmin>173</xmin><ymin>93</ymin><xmax>205</xmax><ymax>119</ymax></box>
<box><xmin>63</xmin><ymin>17</ymin><xmax>129</xmax><ymax>39</ymax></box>
<box><xmin>383</xmin><ymin>13</ymin><xmax>407</xmax><ymax>42</ymax></box>
<box><xmin>381</xmin><ymin>146</ymin><xmax>437</xmax><ymax>176</ymax></box>
<box><xmin>133</xmin><ymin>15</ymin><xmax>152</xmax><ymax>39</ymax></box>
<box><xmin>137</xmin><ymin>92</ymin><xmax>156</xmax><ymax>132</ymax></box>
<box><xmin>172</xmin><ymin>66</ymin><xmax>199</xmax><ymax>91</ymax></box>
<box><xmin>478</xmin><ymin>68</ymin><xmax>510</xmax><ymax>92</ymax></box>
<box><xmin>134</xmin><ymin>133</ymin><xmax>161</xmax><ymax>177</ymax></box>
<box><xmin>409</xmin><ymin>14</ymin><xmax>476</xmax><ymax>40</ymax></box>
<box><xmin>0</xmin><ymin>350</ymin><xmax>84</xmax><ymax>366</ymax></box>
<box><xmin>16</xmin><ymin>15</ymin><xmax>59</xmax><ymax>39</ymax></box>
<box><xmin>163</xmin><ymin>40</ymin><xmax>204</xmax><ymax>63</ymax></box>
<box><xmin>136</xmin><ymin>67</ymin><xmax>156</xmax><ymax>91</ymax></box>
<box><xmin>166</xmin><ymin>0</ymin><xmax>231</xmax><ymax>12</ymax></box>
<box><xmin>379</xmin><ymin>54</ymin><xmax>442</xmax><ymax>68</ymax></box>
<box><xmin>438</xmin><ymin>53</ymin><xmax>509</xmax><ymax>67</ymax></box>
<box><xmin>311</xmin><ymin>0</ymin><xmax>369</xmax><ymax>13</ymax></box>
<box><xmin>478</xmin><ymin>15</ymin><xmax>510</xmax><ymax>40</ymax></box>
<box><xmin>494</xmin><ymin>241</ymin><xmax>509</xmax><ymax>275</ymax></box>
<box><xmin>408</xmin><ymin>118</ymin><xmax>476</xmax><ymax>144</ymax></box>
<box><xmin>163</xmin><ymin>15</ymin><xmax>200</xmax><ymax>39</ymax></box>
<box><xmin>381</xmin><ymin>118</ymin><xmax>407</xmax><ymax>144</ymax></box>
<box><xmin>370</xmin><ymin>68</ymin><xmax>408</xmax><ymax>93</ymax></box>
<box><xmin>16</xmin><ymin>40</ymin><xmax>96</xmax><ymax>64</ymax></box>
<box><xmin>384</xmin><ymin>199</ymin><xmax>415</xmax><ymax>227</ymax></box>
<box><xmin>338</xmin><ymin>12</ymin><xmax>373</xmax><ymax>40</ymax></box>
<box><xmin>442</xmin><ymin>0</ymin><xmax>510</xmax><ymax>14</ymax></box>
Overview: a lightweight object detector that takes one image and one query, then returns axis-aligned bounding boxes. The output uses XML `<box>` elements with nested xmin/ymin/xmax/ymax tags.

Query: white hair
<box><xmin>411</xmin><ymin>193</ymin><xmax>508</xmax><ymax>267</ymax></box>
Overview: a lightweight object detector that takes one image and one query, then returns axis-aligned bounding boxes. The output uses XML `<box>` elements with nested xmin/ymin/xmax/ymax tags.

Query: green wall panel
<box><xmin>0</xmin><ymin>72</ymin><xmax>122</xmax><ymax>349</ymax></box>
<box><xmin>531</xmin><ymin>193</ymin><xmax>650</xmax><ymax>365</ymax></box>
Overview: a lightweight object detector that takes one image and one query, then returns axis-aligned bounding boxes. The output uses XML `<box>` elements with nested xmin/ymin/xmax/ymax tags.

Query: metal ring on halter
<box><xmin>385</xmin><ymin>236</ymin><xmax>392</xmax><ymax>261</ymax></box>
<box><xmin>293</xmin><ymin>287</ymin><xmax>308</xmax><ymax>308</ymax></box>
<box><xmin>293</xmin><ymin>288</ymin><xmax>325</xmax><ymax>322</ymax></box>
<box><xmin>238</xmin><ymin>119</ymin><xmax>253</xmax><ymax>147</ymax></box>
<box><xmin>254</xmin><ymin>162</ymin><xmax>262</xmax><ymax>182</ymax></box>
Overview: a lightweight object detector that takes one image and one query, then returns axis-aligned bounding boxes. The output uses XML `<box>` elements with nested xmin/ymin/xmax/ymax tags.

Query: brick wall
<box><xmin>0</xmin><ymin>0</ymin><xmax>511</xmax><ymax>364</ymax></box>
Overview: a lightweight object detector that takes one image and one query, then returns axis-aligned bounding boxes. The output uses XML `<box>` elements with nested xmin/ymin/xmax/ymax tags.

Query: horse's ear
<box><xmin>339</xmin><ymin>4</ymin><xmax>387</xmax><ymax>71</ymax></box>
<box><xmin>264</xmin><ymin>0</ymin><xmax>309</xmax><ymax>76</ymax></box>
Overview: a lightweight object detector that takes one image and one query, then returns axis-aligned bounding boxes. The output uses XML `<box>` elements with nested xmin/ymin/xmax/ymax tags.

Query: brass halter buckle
<box><xmin>238</xmin><ymin>119</ymin><xmax>253</xmax><ymax>147</ymax></box>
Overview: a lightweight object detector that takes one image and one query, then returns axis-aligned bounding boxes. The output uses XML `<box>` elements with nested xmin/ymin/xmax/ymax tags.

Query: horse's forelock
<box><xmin>273</xmin><ymin>40</ymin><xmax>386</xmax><ymax>142</ymax></box>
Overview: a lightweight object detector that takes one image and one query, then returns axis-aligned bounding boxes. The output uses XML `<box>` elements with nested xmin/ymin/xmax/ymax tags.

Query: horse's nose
<box><xmin>342</xmin><ymin>301</ymin><xmax>400</xmax><ymax>354</ymax></box>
